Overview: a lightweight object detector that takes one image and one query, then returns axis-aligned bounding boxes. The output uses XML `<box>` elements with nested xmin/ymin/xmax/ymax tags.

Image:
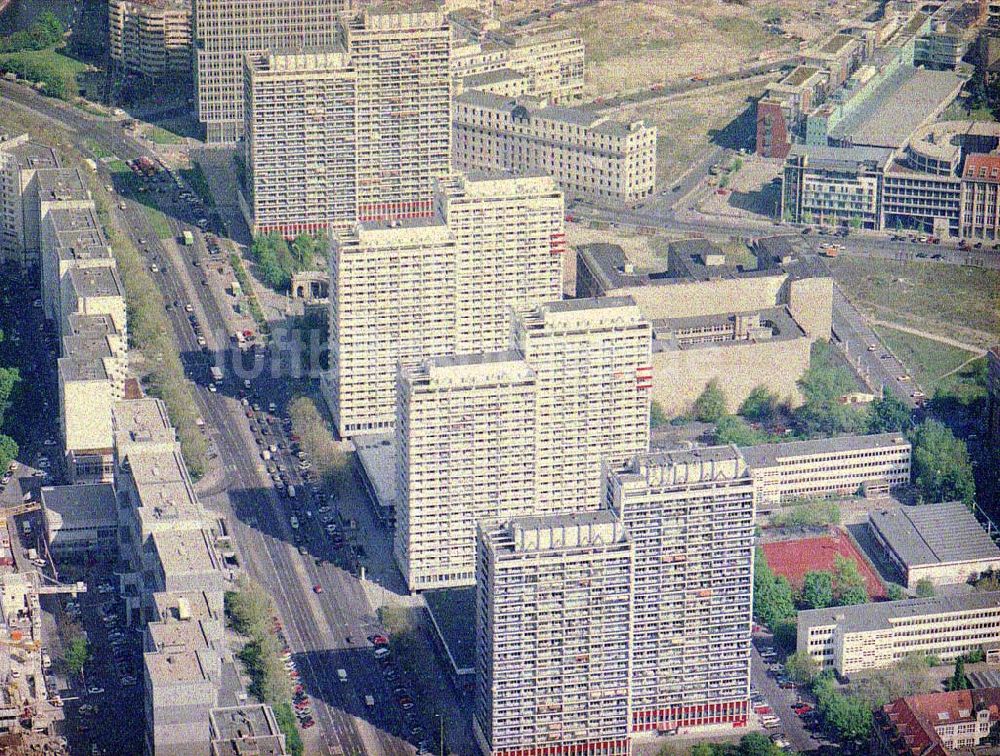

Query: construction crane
<box><xmin>0</xmin><ymin>502</ymin><xmax>40</xmax><ymax>525</ymax></box>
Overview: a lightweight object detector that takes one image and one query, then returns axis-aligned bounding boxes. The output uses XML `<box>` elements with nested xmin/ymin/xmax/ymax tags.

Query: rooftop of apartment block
<box><xmin>799</xmin><ymin>591</ymin><xmax>1000</xmax><ymax>633</ymax></box>
<box><xmin>57</xmin><ymin>356</ymin><xmax>109</xmax><ymax>382</ymax></box>
<box><xmin>740</xmin><ymin>432</ymin><xmax>910</xmax><ymax>468</ymax></box>
<box><xmin>41</xmin><ymin>483</ymin><xmax>117</xmax><ymax>530</ymax></box>
<box><xmin>455</xmin><ymin>89</ymin><xmax>649</xmax><ymax>138</ymax></box>
<box><xmin>145</xmin><ymin>647</ymin><xmax>211</xmax><ymax>687</ymax></box>
<box><xmin>112</xmin><ymin>398</ymin><xmax>175</xmax><ymax>445</ymax></box>
<box><xmin>36</xmin><ymin>168</ymin><xmax>89</xmax><ymax>204</ymax></box>
<box><xmin>67</xmin><ymin>313</ymin><xmax>119</xmax><ymax>339</ymax></box>
<box><xmin>870</xmin><ymin>501</ymin><xmax>1000</xmax><ymax>569</ymax></box>
<box><xmin>210</xmin><ymin>704</ymin><xmax>287</xmax><ymax>756</ymax></box>
<box><xmin>0</xmin><ymin>134</ymin><xmax>58</xmax><ymax>170</ymax></box>
<box><xmin>779</xmin><ymin>65</ymin><xmax>826</xmax><ymax>89</ymax></box>
<box><xmin>151</xmin><ymin>529</ymin><xmax>221</xmax><ymax>579</ymax></box>
<box><xmin>61</xmin><ymin>334</ymin><xmax>114</xmax><ymax>362</ymax></box>
<box><xmin>68</xmin><ymin>264</ymin><xmax>123</xmax><ymax>299</ymax></box>
<box><xmin>154</xmin><ymin>590</ymin><xmax>220</xmax><ymax>626</ymax></box>
<box><xmin>246</xmin><ymin>49</ymin><xmax>352</xmax><ymax>74</ymax></box>
<box><xmin>788</xmin><ymin>142</ymin><xmax>895</xmax><ymax>170</ymax></box>
<box><xmin>616</xmin><ymin>445</ymin><xmax>750</xmax><ymax>484</ymax></box>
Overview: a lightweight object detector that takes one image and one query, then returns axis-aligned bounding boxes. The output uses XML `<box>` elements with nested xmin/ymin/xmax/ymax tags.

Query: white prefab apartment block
<box><xmin>474</xmin><ymin>512</ymin><xmax>634</xmax><ymax>756</ymax></box>
<box><xmin>328</xmin><ymin>173</ymin><xmax>566</xmax><ymax>437</ymax></box>
<box><xmin>242</xmin><ymin>51</ymin><xmax>358</xmax><ymax>237</ymax></box>
<box><xmin>192</xmin><ymin>0</ymin><xmax>349</xmax><ymax>143</ymax></box>
<box><xmin>437</xmin><ymin>173</ymin><xmax>564</xmax><ymax>353</ymax></box>
<box><xmin>742</xmin><ymin>432</ymin><xmax>912</xmax><ymax>511</ymax></box>
<box><xmin>0</xmin><ymin>134</ymin><xmax>60</xmax><ymax>267</ymax></box>
<box><xmin>109</xmin><ymin>0</ymin><xmax>192</xmax><ymax>78</ymax></box>
<box><xmin>329</xmin><ymin>219</ymin><xmax>458</xmax><ymax>436</ymax></box>
<box><xmin>798</xmin><ymin>592</ymin><xmax>1000</xmax><ymax>677</ymax></box>
<box><xmin>395</xmin><ymin>352</ymin><xmax>538</xmax><ymax>591</ymax></box>
<box><xmin>342</xmin><ymin>6</ymin><xmax>452</xmax><ymax>223</ymax></box>
<box><xmin>608</xmin><ymin>446</ymin><xmax>755</xmax><ymax>734</ymax></box>
<box><xmin>454</xmin><ymin>90</ymin><xmax>658</xmax><ymax>206</ymax></box>
<box><xmin>514</xmin><ymin>298</ymin><xmax>652</xmax><ymax>513</ymax></box>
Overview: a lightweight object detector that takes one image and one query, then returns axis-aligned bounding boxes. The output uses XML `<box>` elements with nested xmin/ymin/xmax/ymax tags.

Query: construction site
<box><xmin>0</xmin><ymin>496</ymin><xmax>83</xmax><ymax>755</ymax></box>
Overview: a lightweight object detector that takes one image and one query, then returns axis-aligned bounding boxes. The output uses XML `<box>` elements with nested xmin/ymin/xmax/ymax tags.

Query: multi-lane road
<box><xmin>0</xmin><ymin>80</ymin><xmax>452</xmax><ymax>754</ymax></box>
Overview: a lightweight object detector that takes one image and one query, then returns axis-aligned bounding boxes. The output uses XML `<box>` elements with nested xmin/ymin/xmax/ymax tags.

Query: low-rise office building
<box><xmin>474</xmin><ymin>512</ymin><xmax>634</xmax><ymax>756</ymax></box>
<box><xmin>741</xmin><ymin>433</ymin><xmax>912</xmax><ymax>511</ymax></box>
<box><xmin>869</xmin><ymin>502</ymin><xmax>1000</xmax><ymax>589</ymax></box>
<box><xmin>454</xmin><ymin>90</ymin><xmax>657</xmax><ymax>206</ymax></box>
<box><xmin>41</xmin><ymin>483</ymin><xmax>117</xmax><ymax>557</ymax></box>
<box><xmin>798</xmin><ymin>592</ymin><xmax>1000</xmax><ymax>676</ymax></box>
<box><xmin>608</xmin><ymin>446</ymin><xmax>755</xmax><ymax>734</ymax></box>
<box><xmin>109</xmin><ymin>0</ymin><xmax>192</xmax><ymax>78</ymax></box>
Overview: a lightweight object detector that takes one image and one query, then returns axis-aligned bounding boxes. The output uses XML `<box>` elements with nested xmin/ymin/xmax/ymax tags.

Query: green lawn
<box><xmin>146</xmin><ymin>125</ymin><xmax>183</xmax><ymax>145</ymax></box>
<box><xmin>142</xmin><ymin>205</ymin><xmax>172</xmax><ymax>240</ymax></box>
<box><xmin>874</xmin><ymin>325</ymin><xmax>978</xmax><ymax>391</ymax></box>
<box><xmin>0</xmin><ymin>47</ymin><xmax>86</xmax><ymax>100</ymax></box>
<box><xmin>829</xmin><ymin>256</ymin><xmax>1000</xmax><ymax>346</ymax></box>
<box><xmin>86</xmin><ymin>139</ymin><xmax>112</xmax><ymax>159</ymax></box>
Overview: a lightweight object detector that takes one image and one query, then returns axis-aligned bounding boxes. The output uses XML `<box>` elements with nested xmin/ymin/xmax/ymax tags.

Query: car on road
<box><xmin>87</xmin><ymin>686</ymin><xmax>105</xmax><ymax>695</ymax></box>
<box><xmin>313</xmin><ymin>584</ymin><xmax>323</xmax><ymax>594</ymax></box>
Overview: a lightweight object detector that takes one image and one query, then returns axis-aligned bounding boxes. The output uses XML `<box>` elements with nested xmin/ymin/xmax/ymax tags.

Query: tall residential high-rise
<box><xmin>437</xmin><ymin>172</ymin><xmax>564</xmax><ymax>353</ymax></box>
<box><xmin>328</xmin><ymin>219</ymin><xmax>458</xmax><ymax>436</ymax></box>
<box><xmin>392</xmin><ymin>296</ymin><xmax>651</xmax><ymax>592</ymax></box>
<box><xmin>327</xmin><ymin>174</ymin><xmax>565</xmax><ymax>437</ymax></box>
<box><xmin>192</xmin><ymin>0</ymin><xmax>349</xmax><ymax>143</ymax></box>
<box><xmin>514</xmin><ymin>297</ymin><xmax>652</xmax><ymax>512</ymax></box>
<box><xmin>608</xmin><ymin>446</ymin><xmax>755</xmax><ymax>734</ymax></box>
<box><xmin>109</xmin><ymin>0</ymin><xmax>193</xmax><ymax>79</ymax></box>
<box><xmin>395</xmin><ymin>352</ymin><xmax>538</xmax><ymax>590</ymax></box>
<box><xmin>474</xmin><ymin>512</ymin><xmax>634</xmax><ymax>756</ymax></box>
<box><xmin>341</xmin><ymin>6</ymin><xmax>452</xmax><ymax>222</ymax></box>
<box><xmin>242</xmin><ymin>51</ymin><xmax>358</xmax><ymax>237</ymax></box>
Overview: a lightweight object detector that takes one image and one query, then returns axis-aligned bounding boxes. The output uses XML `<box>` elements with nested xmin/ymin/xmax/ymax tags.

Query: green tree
<box><xmin>823</xmin><ymin>691</ymin><xmax>873</xmax><ymax>742</ymax></box>
<box><xmin>688</xmin><ymin>744</ymin><xmax>719</xmax><ymax>756</ymax></box>
<box><xmin>838</xmin><ymin>584</ymin><xmax>869</xmax><ymax>606</ymax></box>
<box><xmin>785</xmin><ymin>650</ymin><xmax>818</xmax><ymax>685</ymax></box>
<box><xmin>833</xmin><ymin>555</ymin><xmax>867</xmax><ymax>596</ymax></box>
<box><xmin>64</xmin><ymin>636</ymin><xmax>90</xmax><ymax>678</ymax></box>
<box><xmin>886</xmin><ymin>583</ymin><xmax>906</xmax><ymax>601</ymax></box>
<box><xmin>753</xmin><ymin>548</ymin><xmax>795</xmax><ymax>628</ymax></box>
<box><xmin>949</xmin><ymin>658</ymin><xmax>970</xmax><ymax>691</ymax></box>
<box><xmin>911</xmin><ymin>419</ymin><xmax>976</xmax><ymax>506</ymax></box>
<box><xmin>0</xmin><ymin>366</ymin><xmax>20</xmax><ymax>426</ymax></box>
<box><xmin>693</xmin><ymin>380</ymin><xmax>727</xmax><ymax>423</ymax></box>
<box><xmin>650</xmin><ymin>400</ymin><xmax>669</xmax><ymax>429</ymax></box>
<box><xmin>739</xmin><ymin>386</ymin><xmax>778</xmax><ymax>423</ymax></box>
<box><xmin>0</xmin><ymin>435</ymin><xmax>17</xmax><ymax>473</ymax></box>
<box><xmin>915</xmin><ymin>577</ymin><xmax>935</xmax><ymax>598</ymax></box>
<box><xmin>867</xmin><ymin>394</ymin><xmax>912</xmax><ymax>434</ymax></box>
<box><xmin>802</xmin><ymin>571</ymin><xmax>834</xmax><ymax>609</ymax></box>
<box><xmin>714</xmin><ymin>414</ymin><xmax>772</xmax><ymax>446</ymax></box>
<box><xmin>737</xmin><ymin>732</ymin><xmax>781</xmax><ymax>756</ymax></box>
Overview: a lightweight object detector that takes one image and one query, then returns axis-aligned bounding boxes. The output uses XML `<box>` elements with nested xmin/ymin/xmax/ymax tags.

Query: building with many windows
<box><xmin>454</xmin><ymin>90</ymin><xmax>657</xmax><ymax>206</ymax></box>
<box><xmin>392</xmin><ymin>297</ymin><xmax>651</xmax><ymax>592</ymax></box>
<box><xmin>109</xmin><ymin>0</ymin><xmax>192</xmax><ymax>78</ymax></box>
<box><xmin>192</xmin><ymin>0</ymin><xmax>349</xmax><ymax>143</ymax></box>
<box><xmin>327</xmin><ymin>174</ymin><xmax>565</xmax><ymax>437</ymax></box>
<box><xmin>873</xmin><ymin>689</ymin><xmax>1000</xmax><ymax>756</ymax></box>
<box><xmin>0</xmin><ymin>134</ymin><xmax>60</xmax><ymax>268</ymax></box>
<box><xmin>741</xmin><ymin>432</ymin><xmax>912</xmax><ymax>512</ymax></box>
<box><xmin>395</xmin><ymin>352</ymin><xmax>538</xmax><ymax>591</ymax></box>
<box><xmin>514</xmin><ymin>297</ymin><xmax>651</xmax><ymax>513</ymax></box>
<box><xmin>608</xmin><ymin>446</ymin><xmax>755</xmax><ymax>734</ymax></box>
<box><xmin>474</xmin><ymin>512</ymin><xmax>634</xmax><ymax>756</ymax></box>
<box><xmin>342</xmin><ymin>5</ymin><xmax>452</xmax><ymax>223</ymax></box>
<box><xmin>960</xmin><ymin>152</ymin><xmax>1000</xmax><ymax>240</ymax></box>
<box><xmin>798</xmin><ymin>592</ymin><xmax>1000</xmax><ymax>676</ymax></box>
<box><xmin>241</xmin><ymin>51</ymin><xmax>357</xmax><ymax>237</ymax></box>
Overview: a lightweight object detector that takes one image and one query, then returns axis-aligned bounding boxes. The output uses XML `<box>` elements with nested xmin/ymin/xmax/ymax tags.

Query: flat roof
<box><xmin>741</xmin><ymin>432</ymin><xmax>910</xmax><ymax>468</ymax></box>
<box><xmin>781</xmin><ymin>66</ymin><xmax>824</xmax><ymax>88</ymax></box>
<box><xmin>830</xmin><ymin>65</ymin><xmax>965</xmax><ymax>149</ymax></box>
<box><xmin>463</xmin><ymin>68</ymin><xmax>526</xmax><ymax>86</ymax></box>
<box><xmin>455</xmin><ymin>90</ymin><xmax>646</xmax><ymax>138</ymax></box>
<box><xmin>113</xmin><ymin>399</ymin><xmax>175</xmax><ymax>445</ymax></box>
<box><xmin>57</xmin><ymin>356</ymin><xmax>109</xmax><ymax>382</ymax></box>
<box><xmin>2</xmin><ymin>136</ymin><xmax>58</xmax><ymax>170</ymax></box>
<box><xmin>799</xmin><ymin>591</ymin><xmax>1000</xmax><ymax>634</ymax></box>
<box><xmin>68</xmin><ymin>264</ymin><xmax>123</xmax><ymax>299</ymax></box>
<box><xmin>424</xmin><ymin>588</ymin><xmax>476</xmax><ymax>673</ymax></box>
<box><xmin>652</xmin><ymin>306</ymin><xmax>806</xmax><ymax>350</ymax></box>
<box><xmin>61</xmin><ymin>334</ymin><xmax>114</xmax><ymax>361</ymax></box>
<box><xmin>151</xmin><ymin>529</ymin><xmax>220</xmax><ymax>578</ymax></box>
<box><xmin>41</xmin><ymin>483</ymin><xmax>117</xmax><ymax>529</ymax></box>
<box><xmin>817</xmin><ymin>33</ymin><xmax>857</xmax><ymax>56</ymax></box>
<box><xmin>789</xmin><ymin>143</ymin><xmax>895</xmax><ymax>170</ymax></box>
<box><xmin>67</xmin><ymin>313</ymin><xmax>119</xmax><ymax>339</ymax></box>
<box><xmin>145</xmin><ymin>648</ymin><xmax>210</xmax><ymax>687</ymax></box>
<box><xmin>870</xmin><ymin>502</ymin><xmax>1000</xmax><ymax>569</ymax></box>
<box><xmin>210</xmin><ymin>704</ymin><xmax>287</xmax><ymax>756</ymax></box>
<box><xmin>36</xmin><ymin>168</ymin><xmax>89</xmax><ymax>203</ymax></box>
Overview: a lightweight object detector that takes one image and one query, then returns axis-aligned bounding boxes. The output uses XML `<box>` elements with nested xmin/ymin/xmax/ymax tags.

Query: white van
<box><xmin>337</xmin><ymin>668</ymin><xmax>347</xmax><ymax>683</ymax></box>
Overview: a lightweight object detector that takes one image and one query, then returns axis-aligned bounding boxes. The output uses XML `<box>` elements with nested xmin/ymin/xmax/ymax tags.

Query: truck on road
<box><xmin>209</xmin><ymin>366</ymin><xmax>223</xmax><ymax>383</ymax></box>
<box><xmin>182</xmin><ymin>230</ymin><xmax>194</xmax><ymax>246</ymax></box>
